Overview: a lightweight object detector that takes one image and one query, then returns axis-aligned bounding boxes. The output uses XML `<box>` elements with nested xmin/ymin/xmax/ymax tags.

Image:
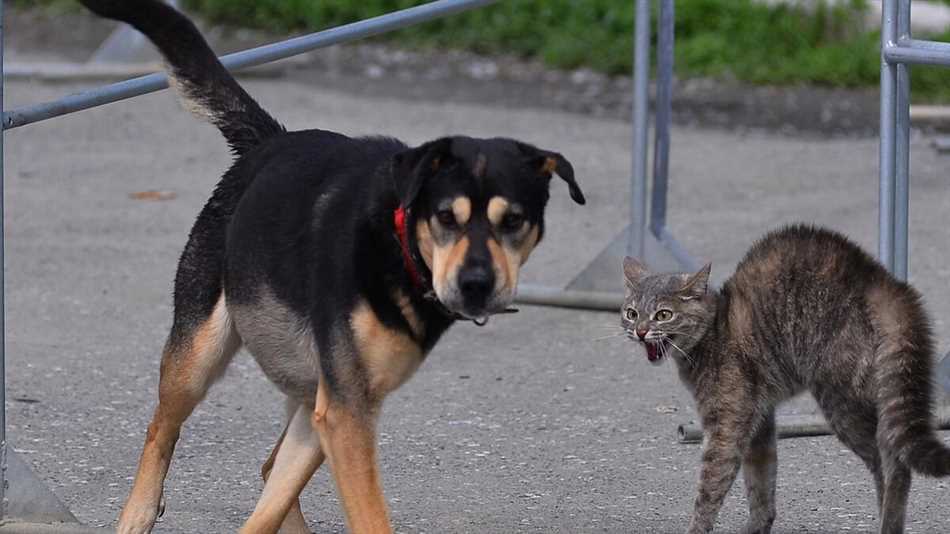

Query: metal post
<box><xmin>628</xmin><ymin>0</ymin><xmax>651</xmax><ymax>259</ymax></box>
<box><xmin>893</xmin><ymin>0</ymin><xmax>911</xmax><ymax>281</ymax></box>
<box><xmin>650</xmin><ymin>0</ymin><xmax>674</xmax><ymax>236</ymax></box>
<box><xmin>879</xmin><ymin>0</ymin><xmax>898</xmax><ymax>273</ymax></box>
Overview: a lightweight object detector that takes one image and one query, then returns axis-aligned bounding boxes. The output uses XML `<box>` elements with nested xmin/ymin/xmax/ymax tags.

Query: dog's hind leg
<box><xmin>118</xmin><ymin>294</ymin><xmax>240</xmax><ymax>534</ymax></box>
<box><xmin>242</xmin><ymin>402</ymin><xmax>325</xmax><ymax>534</ymax></box>
<box><xmin>260</xmin><ymin>398</ymin><xmax>315</xmax><ymax>534</ymax></box>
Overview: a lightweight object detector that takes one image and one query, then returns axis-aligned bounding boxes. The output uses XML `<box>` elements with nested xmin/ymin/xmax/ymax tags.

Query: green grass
<box><xmin>182</xmin><ymin>0</ymin><xmax>950</xmax><ymax>100</ymax></box>
<box><xmin>18</xmin><ymin>0</ymin><xmax>950</xmax><ymax>100</ymax></box>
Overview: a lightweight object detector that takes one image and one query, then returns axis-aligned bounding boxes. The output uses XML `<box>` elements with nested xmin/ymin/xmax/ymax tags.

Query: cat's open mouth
<box><xmin>643</xmin><ymin>340</ymin><xmax>667</xmax><ymax>364</ymax></box>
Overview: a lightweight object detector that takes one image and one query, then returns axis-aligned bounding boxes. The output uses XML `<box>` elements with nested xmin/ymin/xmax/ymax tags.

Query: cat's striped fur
<box><xmin>622</xmin><ymin>225</ymin><xmax>950</xmax><ymax>534</ymax></box>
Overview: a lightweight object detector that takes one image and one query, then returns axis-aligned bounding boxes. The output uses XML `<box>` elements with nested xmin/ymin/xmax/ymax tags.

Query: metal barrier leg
<box><xmin>650</xmin><ymin>0</ymin><xmax>673</xmax><ymax>237</ymax></box>
<box><xmin>567</xmin><ymin>0</ymin><xmax>697</xmax><ymax>297</ymax></box>
<box><xmin>894</xmin><ymin>0</ymin><xmax>911</xmax><ymax>281</ymax></box>
<box><xmin>650</xmin><ymin>0</ymin><xmax>699</xmax><ymax>273</ymax></box>
<box><xmin>879</xmin><ymin>0</ymin><xmax>897</xmax><ymax>274</ymax></box>
<box><xmin>627</xmin><ymin>0</ymin><xmax>651</xmax><ymax>259</ymax></box>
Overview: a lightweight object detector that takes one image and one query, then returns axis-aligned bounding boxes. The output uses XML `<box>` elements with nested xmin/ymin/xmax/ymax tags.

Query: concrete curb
<box><xmin>911</xmin><ymin>105</ymin><xmax>950</xmax><ymax>130</ymax></box>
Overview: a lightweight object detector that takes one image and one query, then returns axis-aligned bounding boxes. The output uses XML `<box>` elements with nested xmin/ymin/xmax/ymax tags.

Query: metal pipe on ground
<box><xmin>678</xmin><ymin>408</ymin><xmax>950</xmax><ymax>444</ymax></box>
<box><xmin>514</xmin><ymin>284</ymin><xmax>621</xmax><ymax>312</ymax></box>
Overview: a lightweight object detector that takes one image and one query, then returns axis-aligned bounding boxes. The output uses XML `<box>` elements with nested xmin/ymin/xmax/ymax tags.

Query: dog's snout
<box><xmin>458</xmin><ymin>264</ymin><xmax>494</xmax><ymax>303</ymax></box>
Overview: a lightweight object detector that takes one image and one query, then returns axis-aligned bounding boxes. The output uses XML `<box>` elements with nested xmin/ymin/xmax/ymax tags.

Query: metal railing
<box><xmin>627</xmin><ymin>0</ymin><xmax>950</xmax><ymax>284</ymax></box>
<box><xmin>4</xmin><ymin>0</ymin><xmax>500</xmax><ymax>130</ymax></box>
<box><xmin>878</xmin><ymin>0</ymin><xmax>950</xmax><ymax>280</ymax></box>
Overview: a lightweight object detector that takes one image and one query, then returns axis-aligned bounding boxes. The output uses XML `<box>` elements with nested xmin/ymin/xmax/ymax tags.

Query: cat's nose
<box><xmin>636</xmin><ymin>327</ymin><xmax>648</xmax><ymax>340</ymax></box>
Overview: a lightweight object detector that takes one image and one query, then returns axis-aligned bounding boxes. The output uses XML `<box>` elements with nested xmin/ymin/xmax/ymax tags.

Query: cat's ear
<box><xmin>623</xmin><ymin>256</ymin><xmax>649</xmax><ymax>289</ymax></box>
<box><xmin>679</xmin><ymin>263</ymin><xmax>711</xmax><ymax>299</ymax></box>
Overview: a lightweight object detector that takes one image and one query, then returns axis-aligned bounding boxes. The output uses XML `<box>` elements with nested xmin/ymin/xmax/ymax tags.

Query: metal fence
<box><xmin>879</xmin><ymin>0</ymin><xmax>950</xmax><ymax>279</ymax></box>
<box><xmin>627</xmin><ymin>0</ymin><xmax>950</xmax><ymax>282</ymax></box>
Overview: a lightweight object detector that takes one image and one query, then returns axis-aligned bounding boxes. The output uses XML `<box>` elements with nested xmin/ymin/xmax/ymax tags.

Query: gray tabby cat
<box><xmin>621</xmin><ymin>224</ymin><xmax>950</xmax><ymax>534</ymax></box>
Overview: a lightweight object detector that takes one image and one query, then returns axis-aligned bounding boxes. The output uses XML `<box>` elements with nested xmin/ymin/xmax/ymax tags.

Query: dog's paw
<box><xmin>116</xmin><ymin>503</ymin><xmax>160</xmax><ymax>534</ymax></box>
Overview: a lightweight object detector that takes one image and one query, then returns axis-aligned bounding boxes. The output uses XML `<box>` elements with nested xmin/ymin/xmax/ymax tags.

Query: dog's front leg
<box><xmin>241</xmin><ymin>403</ymin><xmax>325</xmax><ymax>534</ymax></box>
<box><xmin>313</xmin><ymin>383</ymin><xmax>391</xmax><ymax>534</ymax></box>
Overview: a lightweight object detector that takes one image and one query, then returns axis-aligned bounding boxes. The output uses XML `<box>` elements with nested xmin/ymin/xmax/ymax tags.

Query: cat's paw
<box><xmin>740</xmin><ymin>518</ymin><xmax>775</xmax><ymax>534</ymax></box>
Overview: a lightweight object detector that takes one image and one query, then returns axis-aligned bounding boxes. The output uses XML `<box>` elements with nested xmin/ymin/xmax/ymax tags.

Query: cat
<box><xmin>621</xmin><ymin>224</ymin><xmax>950</xmax><ymax>534</ymax></box>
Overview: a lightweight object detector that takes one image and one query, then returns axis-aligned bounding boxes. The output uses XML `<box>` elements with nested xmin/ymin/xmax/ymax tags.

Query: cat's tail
<box><xmin>873</xmin><ymin>286</ymin><xmax>950</xmax><ymax>477</ymax></box>
<box><xmin>77</xmin><ymin>0</ymin><xmax>284</xmax><ymax>156</ymax></box>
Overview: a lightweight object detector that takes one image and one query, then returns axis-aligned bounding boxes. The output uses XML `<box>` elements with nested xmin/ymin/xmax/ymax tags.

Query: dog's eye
<box><xmin>625</xmin><ymin>307</ymin><xmax>638</xmax><ymax>321</ymax></box>
<box><xmin>435</xmin><ymin>210</ymin><xmax>457</xmax><ymax>228</ymax></box>
<box><xmin>654</xmin><ymin>309</ymin><xmax>674</xmax><ymax>321</ymax></box>
<box><xmin>500</xmin><ymin>213</ymin><xmax>525</xmax><ymax>232</ymax></box>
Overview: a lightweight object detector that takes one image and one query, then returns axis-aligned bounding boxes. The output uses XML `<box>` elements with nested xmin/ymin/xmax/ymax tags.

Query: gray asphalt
<box><xmin>4</xmin><ymin>65</ymin><xmax>950</xmax><ymax>532</ymax></box>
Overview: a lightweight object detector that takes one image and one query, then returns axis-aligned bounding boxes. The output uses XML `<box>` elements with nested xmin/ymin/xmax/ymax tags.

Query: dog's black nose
<box><xmin>458</xmin><ymin>265</ymin><xmax>494</xmax><ymax>305</ymax></box>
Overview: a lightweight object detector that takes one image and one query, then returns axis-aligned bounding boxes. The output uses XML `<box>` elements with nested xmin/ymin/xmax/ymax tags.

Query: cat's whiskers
<box><xmin>663</xmin><ymin>330</ymin><xmax>703</xmax><ymax>341</ymax></box>
<box><xmin>665</xmin><ymin>337</ymin><xmax>694</xmax><ymax>365</ymax></box>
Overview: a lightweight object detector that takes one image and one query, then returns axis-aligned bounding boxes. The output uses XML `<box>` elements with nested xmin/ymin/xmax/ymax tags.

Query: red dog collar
<box><xmin>394</xmin><ymin>206</ymin><xmax>424</xmax><ymax>290</ymax></box>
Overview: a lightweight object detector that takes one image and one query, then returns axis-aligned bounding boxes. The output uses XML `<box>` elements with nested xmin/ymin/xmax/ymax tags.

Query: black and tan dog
<box><xmin>78</xmin><ymin>1</ymin><xmax>585</xmax><ymax>533</ymax></box>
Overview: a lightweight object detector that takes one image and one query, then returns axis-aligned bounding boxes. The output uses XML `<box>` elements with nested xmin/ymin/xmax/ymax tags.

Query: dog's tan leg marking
<box><xmin>260</xmin><ymin>399</ymin><xmax>312</xmax><ymax>534</ymax></box>
<box><xmin>314</xmin><ymin>398</ymin><xmax>391</xmax><ymax>534</ymax></box>
<box><xmin>351</xmin><ymin>300</ymin><xmax>423</xmax><ymax>397</ymax></box>
<box><xmin>243</xmin><ymin>403</ymin><xmax>325</xmax><ymax>534</ymax></box>
<box><xmin>118</xmin><ymin>295</ymin><xmax>240</xmax><ymax>534</ymax></box>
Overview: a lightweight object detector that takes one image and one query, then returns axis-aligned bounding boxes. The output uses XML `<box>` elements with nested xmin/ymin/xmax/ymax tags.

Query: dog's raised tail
<box><xmin>78</xmin><ymin>0</ymin><xmax>284</xmax><ymax>155</ymax></box>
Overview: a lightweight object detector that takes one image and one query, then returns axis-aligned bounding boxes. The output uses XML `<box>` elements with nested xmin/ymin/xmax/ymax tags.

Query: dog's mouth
<box><xmin>456</xmin><ymin>301</ymin><xmax>518</xmax><ymax>323</ymax></box>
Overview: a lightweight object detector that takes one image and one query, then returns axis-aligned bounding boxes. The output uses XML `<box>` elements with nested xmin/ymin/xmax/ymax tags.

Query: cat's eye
<box><xmin>654</xmin><ymin>309</ymin><xmax>674</xmax><ymax>321</ymax></box>
<box><xmin>435</xmin><ymin>210</ymin><xmax>457</xmax><ymax>228</ymax></box>
<box><xmin>625</xmin><ymin>308</ymin><xmax>638</xmax><ymax>321</ymax></box>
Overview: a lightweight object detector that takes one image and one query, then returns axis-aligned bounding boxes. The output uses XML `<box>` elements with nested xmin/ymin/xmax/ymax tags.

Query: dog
<box><xmin>77</xmin><ymin>1</ymin><xmax>586</xmax><ymax>532</ymax></box>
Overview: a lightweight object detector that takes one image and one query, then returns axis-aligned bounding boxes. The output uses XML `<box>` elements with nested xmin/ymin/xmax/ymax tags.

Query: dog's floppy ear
<box><xmin>392</xmin><ymin>138</ymin><xmax>454</xmax><ymax>209</ymax></box>
<box><xmin>517</xmin><ymin>142</ymin><xmax>586</xmax><ymax>205</ymax></box>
